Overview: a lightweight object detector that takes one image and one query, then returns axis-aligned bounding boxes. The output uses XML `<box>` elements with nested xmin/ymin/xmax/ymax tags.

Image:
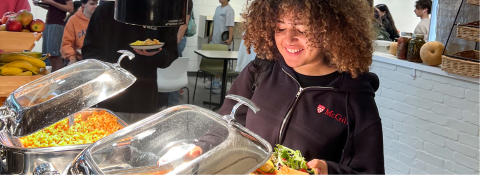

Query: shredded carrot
<box><xmin>20</xmin><ymin>110</ymin><xmax>122</xmax><ymax>148</ymax></box>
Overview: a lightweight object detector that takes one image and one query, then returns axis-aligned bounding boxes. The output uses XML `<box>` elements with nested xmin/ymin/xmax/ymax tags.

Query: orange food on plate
<box><xmin>20</xmin><ymin>110</ymin><xmax>122</xmax><ymax>148</ymax></box>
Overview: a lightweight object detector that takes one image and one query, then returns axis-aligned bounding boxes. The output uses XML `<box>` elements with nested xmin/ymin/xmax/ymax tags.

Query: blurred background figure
<box><xmin>373</xmin><ymin>8</ymin><xmax>390</xmax><ymax>41</ymax></box>
<box><xmin>0</xmin><ymin>0</ymin><xmax>30</xmax><ymax>16</ymax></box>
<box><xmin>375</xmin><ymin>4</ymin><xmax>399</xmax><ymax>41</ymax></box>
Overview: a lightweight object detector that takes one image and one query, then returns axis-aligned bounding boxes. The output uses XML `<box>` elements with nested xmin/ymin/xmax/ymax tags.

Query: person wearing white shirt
<box><xmin>413</xmin><ymin>0</ymin><xmax>432</xmax><ymax>41</ymax></box>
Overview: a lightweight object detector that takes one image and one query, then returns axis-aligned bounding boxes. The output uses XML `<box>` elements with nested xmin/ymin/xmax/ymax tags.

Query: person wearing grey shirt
<box><xmin>206</xmin><ymin>0</ymin><xmax>235</xmax><ymax>91</ymax></box>
<box><xmin>208</xmin><ymin>0</ymin><xmax>235</xmax><ymax>48</ymax></box>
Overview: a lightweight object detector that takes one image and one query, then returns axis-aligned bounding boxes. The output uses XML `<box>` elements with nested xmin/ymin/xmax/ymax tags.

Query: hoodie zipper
<box><xmin>278</xmin><ymin>68</ymin><xmax>335</xmax><ymax>143</ymax></box>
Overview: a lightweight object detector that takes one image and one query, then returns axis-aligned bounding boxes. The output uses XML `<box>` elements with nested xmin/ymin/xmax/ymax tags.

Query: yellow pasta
<box><xmin>20</xmin><ymin>110</ymin><xmax>122</xmax><ymax>148</ymax></box>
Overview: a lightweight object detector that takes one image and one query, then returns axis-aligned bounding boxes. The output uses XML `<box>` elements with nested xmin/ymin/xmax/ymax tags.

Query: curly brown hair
<box><xmin>242</xmin><ymin>0</ymin><xmax>376</xmax><ymax>78</ymax></box>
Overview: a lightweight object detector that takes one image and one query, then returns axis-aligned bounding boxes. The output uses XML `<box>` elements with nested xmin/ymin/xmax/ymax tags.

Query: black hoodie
<box><xmin>82</xmin><ymin>2</ymin><xmax>178</xmax><ymax>113</ymax></box>
<box><xmin>201</xmin><ymin>58</ymin><xmax>385</xmax><ymax>174</ymax></box>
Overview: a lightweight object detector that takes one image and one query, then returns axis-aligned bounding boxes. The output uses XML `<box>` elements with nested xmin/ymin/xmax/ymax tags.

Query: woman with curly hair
<box><xmin>194</xmin><ymin>0</ymin><xmax>384</xmax><ymax>174</ymax></box>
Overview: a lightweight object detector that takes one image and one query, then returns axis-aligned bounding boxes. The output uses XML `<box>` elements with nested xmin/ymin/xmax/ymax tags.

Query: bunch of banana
<box><xmin>0</xmin><ymin>52</ymin><xmax>49</xmax><ymax>76</ymax></box>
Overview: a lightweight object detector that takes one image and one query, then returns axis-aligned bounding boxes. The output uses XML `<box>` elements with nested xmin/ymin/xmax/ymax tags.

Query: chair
<box><xmin>193</xmin><ymin>44</ymin><xmax>238</xmax><ymax>106</ymax></box>
<box><xmin>157</xmin><ymin>57</ymin><xmax>190</xmax><ymax>104</ymax></box>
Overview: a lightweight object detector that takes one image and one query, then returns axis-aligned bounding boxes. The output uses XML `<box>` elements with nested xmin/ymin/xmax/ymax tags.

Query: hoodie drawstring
<box><xmin>340</xmin><ymin>92</ymin><xmax>353</xmax><ymax>165</ymax></box>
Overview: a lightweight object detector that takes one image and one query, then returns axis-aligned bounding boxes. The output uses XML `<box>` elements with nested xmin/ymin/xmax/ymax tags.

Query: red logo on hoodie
<box><xmin>317</xmin><ymin>104</ymin><xmax>348</xmax><ymax>125</ymax></box>
<box><xmin>317</xmin><ymin>104</ymin><xmax>325</xmax><ymax>113</ymax></box>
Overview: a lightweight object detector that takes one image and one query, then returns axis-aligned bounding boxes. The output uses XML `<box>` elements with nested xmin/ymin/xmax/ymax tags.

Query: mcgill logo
<box><xmin>317</xmin><ymin>104</ymin><xmax>348</xmax><ymax>125</ymax></box>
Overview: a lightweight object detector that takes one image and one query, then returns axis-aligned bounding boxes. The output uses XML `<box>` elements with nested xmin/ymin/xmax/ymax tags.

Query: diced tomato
<box><xmin>282</xmin><ymin>158</ymin><xmax>286</xmax><ymax>161</ymax></box>
<box><xmin>299</xmin><ymin>169</ymin><xmax>307</xmax><ymax>172</ymax></box>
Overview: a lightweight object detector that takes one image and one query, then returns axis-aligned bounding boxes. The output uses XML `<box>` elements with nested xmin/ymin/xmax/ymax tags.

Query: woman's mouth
<box><xmin>286</xmin><ymin>48</ymin><xmax>304</xmax><ymax>53</ymax></box>
<box><xmin>285</xmin><ymin>47</ymin><xmax>304</xmax><ymax>56</ymax></box>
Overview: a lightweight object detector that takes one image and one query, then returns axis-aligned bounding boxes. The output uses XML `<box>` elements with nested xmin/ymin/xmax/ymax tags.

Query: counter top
<box><xmin>373</xmin><ymin>52</ymin><xmax>479</xmax><ymax>84</ymax></box>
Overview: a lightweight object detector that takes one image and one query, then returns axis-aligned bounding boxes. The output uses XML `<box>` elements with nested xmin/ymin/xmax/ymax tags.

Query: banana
<box><xmin>2</xmin><ymin>61</ymin><xmax>39</xmax><ymax>75</ymax></box>
<box><xmin>0</xmin><ymin>52</ymin><xmax>43</xmax><ymax>58</ymax></box>
<box><xmin>0</xmin><ymin>54</ymin><xmax>46</xmax><ymax>68</ymax></box>
<box><xmin>15</xmin><ymin>71</ymin><xmax>33</xmax><ymax>76</ymax></box>
<box><xmin>39</xmin><ymin>53</ymin><xmax>50</xmax><ymax>61</ymax></box>
<box><xmin>0</xmin><ymin>67</ymin><xmax>23</xmax><ymax>76</ymax></box>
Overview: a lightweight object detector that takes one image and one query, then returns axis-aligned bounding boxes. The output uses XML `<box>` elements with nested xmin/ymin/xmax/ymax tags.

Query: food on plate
<box><xmin>130</xmin><ymin>38</ymin><xmax>162</xmax><ymax>45</ymax></box>
<box><xmin>252</xmin><ymin>144</ymin><xmax>316</xmax><ymax>175</ymax></box>
<box><xmin>20</xmin><ymin>110</ymin><xmax>123</xmax><ymax>148</ymax></box>
<box><xmin>420</xmin><ymin>41</ymin><xmax>445</xmax><ymax>66</ymax></box>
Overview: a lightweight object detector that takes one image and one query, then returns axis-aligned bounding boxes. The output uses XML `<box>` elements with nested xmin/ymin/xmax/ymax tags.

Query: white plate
<box><xmin>130</xmin><ymin>43</ymin><xmax>165</xmax><ymax>50</ymax></box>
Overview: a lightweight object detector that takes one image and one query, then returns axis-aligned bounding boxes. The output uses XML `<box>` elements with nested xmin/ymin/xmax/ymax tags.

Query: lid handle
<box><xmin>223</xmin><ymin>94</ymin><xmax>260</xmax><ymax>125</ymax></box>
<box><xmin>116</xmin><ymin>50</ymin><xmax>135</xmax><ymax>66</ymax></box>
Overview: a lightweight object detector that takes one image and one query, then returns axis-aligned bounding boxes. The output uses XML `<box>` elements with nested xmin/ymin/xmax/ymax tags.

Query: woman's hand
<box><xmin>133</xmin><ymin>48</ymin><xmax>162</xmax><ymax>56</ymax></box>
<box><xmin>307</xmin><ymin>159</ymin><xmax>328</xmax><ymax>175</ymax></box>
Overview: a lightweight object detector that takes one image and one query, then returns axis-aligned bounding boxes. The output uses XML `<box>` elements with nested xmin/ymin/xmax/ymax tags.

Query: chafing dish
<box><xmin>0</xmin><ymin>51</ymin><xmax>137</xmax><ymax>174</ymax></box>
<box><xmin>64</xmin><ymin>95</ymin><xmax>273</xmax><ymax>175</ymax></box>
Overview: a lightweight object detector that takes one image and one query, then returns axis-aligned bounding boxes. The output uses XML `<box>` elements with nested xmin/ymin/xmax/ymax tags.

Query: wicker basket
<box><xmin>467</xmin><ymin>0</ymin><xmax>480</xmax><ymax>6</ymax></box>
<box><xmin>457</xmin><ymin>21</ymin><xmax>479</xmax><ymax>42</ymax></box>
<box><xmin>441</xmin><ymin>50</ymin><xmax>480</xmax><ymax>78</ymax></box>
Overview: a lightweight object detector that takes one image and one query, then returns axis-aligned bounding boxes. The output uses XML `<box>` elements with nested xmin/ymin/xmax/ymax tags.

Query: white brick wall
<box><xmin>373</xmin><ymin>60</ymin><xmax>480</xmax><ymax>174</ymax></box>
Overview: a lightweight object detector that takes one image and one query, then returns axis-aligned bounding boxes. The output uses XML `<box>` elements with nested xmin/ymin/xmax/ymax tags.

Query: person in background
<box><xmin>190</xmin><ymin>0</ymin><xmax>384</xmax><ymax>174</ymax></box>
<box><xmin>374</xmin><ymin>8</ymin><xmax>391</xmax><ymax>41</ymax></box>
<box><xmin>205</xmin><ymin>0</ymin><xmax>235</xmax><ymax>91</ymax></box>
<box><xmin>36</xmin><ymin>0</ymin><xmax>74</xmax><ymax>72</ymax></box>
<box><xmin>0</xmin><ymin>0</ymin><xmax>30</xmax><ymax>17</ymax></box>
<box><xmin>414</xmin><ymin>0</ymin><xmax>432</xmax><ymax>41</ymax></box>
<box><xmin>159</xmin><ymin>0</ymin><xmax>193</xmax><ymax>108</ymax></box>
<box><xmin>64</xmin><ymin>1</ymin><xmax>82</xmax><ymax>22</ymax></box>
<box><xmin>375</xmin><ymin>4</ymin><xmax>399</xmax><ymax>41</ymax></box>
<box><xmin>82</xmin><ymin>1</ymin><xmax>178</xmax><ymax>124</ymax></box>
<box><xmin>235</xmin><ymin>33</ymin><xmax>257</xmax><ymax>72</ymax></box>
<box><xmin>60</xmin><ymin>0</ymin><xmax>97</xmax><ymax>66</ymax></box>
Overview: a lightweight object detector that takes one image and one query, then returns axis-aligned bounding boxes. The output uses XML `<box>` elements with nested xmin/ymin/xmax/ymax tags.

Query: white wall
<box><xmin>370</xmin><ymin>60</ymin><xmax>480</xmax><ymax>174</ymax></box>
<box><xmin>374</xmin><ymin>0</ymin><xmax>421</xmax><ymax>34</ymax></box>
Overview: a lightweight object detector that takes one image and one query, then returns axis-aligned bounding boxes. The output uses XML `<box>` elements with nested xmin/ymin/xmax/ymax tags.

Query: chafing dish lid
<box><xmin>1</xmin><ymin>56</ymin><xmax>136</xmax><ymax>137</ymax></box>
<box><xmin>64</xmin><ymin>103</ymin><xmax>272</xmax><ymax>175</ymax></box>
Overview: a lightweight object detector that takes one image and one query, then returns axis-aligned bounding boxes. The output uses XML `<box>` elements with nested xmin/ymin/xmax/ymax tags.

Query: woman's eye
<box><xmin>297</xmin><ymin>29</ymin><xmax>305</xmax><ymax>34</ymax></box>
<box><xmin>277</xmin><ymin>28</ymin><xmax>286</xmax><ymax>32</ymax></box>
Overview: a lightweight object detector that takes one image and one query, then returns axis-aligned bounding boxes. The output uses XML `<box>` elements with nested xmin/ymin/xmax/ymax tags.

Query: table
<box><xmin>194</xmin><ymin>50</ymin><xmax>238</xmax><ymax>109</ymax></box>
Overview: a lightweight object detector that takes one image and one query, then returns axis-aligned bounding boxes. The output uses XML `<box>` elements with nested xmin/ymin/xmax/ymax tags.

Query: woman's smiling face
<box><xmin>275</xmin><ymin>13</ymin><xmax>323</xmax><ymax>72</ymax></box>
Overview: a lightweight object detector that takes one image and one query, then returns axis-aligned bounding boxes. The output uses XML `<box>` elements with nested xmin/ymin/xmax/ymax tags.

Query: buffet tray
<box><xmin>0</xmin><ymin>108</ymin><xmax>127</xmax><ymax>175</ymax></box>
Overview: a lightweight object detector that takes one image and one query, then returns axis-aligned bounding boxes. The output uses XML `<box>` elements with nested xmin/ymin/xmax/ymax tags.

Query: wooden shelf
<box><xmin>0</xmin><ymin>31</ymin><xmax>43</xmax><ymax>52</ymax></box>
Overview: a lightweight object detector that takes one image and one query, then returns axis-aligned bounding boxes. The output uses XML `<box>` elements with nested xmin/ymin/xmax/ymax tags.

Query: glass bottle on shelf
<box><xmin>407</xmin><ymin>34</ymin><xmax>426</xmax><ymax>63</ymax></box>
<box><xmin>396</xmin><ymin>32</ymin><xmax>413</xmax><ymax>60</ymax></box>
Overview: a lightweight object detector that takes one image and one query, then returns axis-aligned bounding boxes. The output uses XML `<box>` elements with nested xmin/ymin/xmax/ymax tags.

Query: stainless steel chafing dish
<box><xmin>1</xmin><ymin>108</ymin><xmax>128</xmax><ymax>174</ymax></box>
<box><xmin>0</xmin><ymin>51</ymin><xmax>137</xmax><ymax>174</ymax></box>
<box><xmin>64</xmin><ymin>95</ymin><xmax>273</xmax><ymax>175</ymax></box>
